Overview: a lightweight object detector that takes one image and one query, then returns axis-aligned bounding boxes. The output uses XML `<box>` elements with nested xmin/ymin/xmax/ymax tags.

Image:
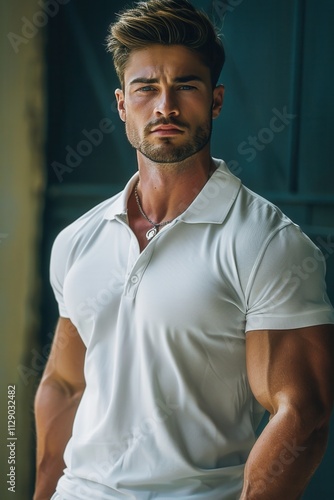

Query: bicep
<box><xmin>42</xmin><ymin>317</ymin><xmax>86</xmax><ymax>396</ymax></box>
<box><xmin>246</xmin><ymin>325</ymin><xmax>334</xmax><ymax>421</ymax></box>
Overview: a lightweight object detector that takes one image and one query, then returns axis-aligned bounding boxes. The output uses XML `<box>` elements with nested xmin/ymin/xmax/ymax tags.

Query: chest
<box><xmin>63</xmin><ymin>220</ymin><xmax>246</xmax><ymax>344</ymax></box>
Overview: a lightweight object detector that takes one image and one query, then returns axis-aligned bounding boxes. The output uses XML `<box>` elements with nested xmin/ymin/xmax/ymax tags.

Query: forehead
<box><xmin>123</xmin><ymin>44</ymin><xmax>211</xmax><ymax>85</ymax></box>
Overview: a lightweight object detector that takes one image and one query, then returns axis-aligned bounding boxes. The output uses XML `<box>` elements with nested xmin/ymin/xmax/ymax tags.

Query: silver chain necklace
<box><xmin>134</xmin><ymin>181</ymin><xmax>174</xmax><ymax>240</ymax></box>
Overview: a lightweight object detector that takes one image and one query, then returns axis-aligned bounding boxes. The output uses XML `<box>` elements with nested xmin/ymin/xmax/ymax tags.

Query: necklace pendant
<box><xmin>146</xmin><ymin>226</ymin><xmax>158</xmax><ymax>240</ymax></box>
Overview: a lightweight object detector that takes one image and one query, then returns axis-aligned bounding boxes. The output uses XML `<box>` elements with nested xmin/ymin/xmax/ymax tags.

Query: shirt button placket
<box><xmin>125</xmin><ymin>245</ymin><xmax>154</xmax><ymax>297</ymax></box>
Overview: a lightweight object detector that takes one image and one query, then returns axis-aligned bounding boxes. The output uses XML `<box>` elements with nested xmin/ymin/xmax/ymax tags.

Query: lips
<box><xmin>151</xmin><ymin>125</ymin><xmax>184</xmax><ymax>134</ymax></box>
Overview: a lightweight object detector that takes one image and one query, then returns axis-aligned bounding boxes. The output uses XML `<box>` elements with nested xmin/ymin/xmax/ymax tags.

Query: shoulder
<box><xmin>51</xmin><ymin>191</ymin><xmax>123</xmax><ymax>267</ymax></box>
<box><xmin>233</xmin><ymin>184</ymin><xmax>321</xmax><ymax>267</ymax></box>
<box><xmin>215</xmin><ymin>161</ymin><xmax>322</xmax><ymax>290</ymax></box>
<box><xmin>219</xmin><ymin>164</ymin><xmax>294</xmax><ymax>264</ymax></box>
<box><xmin>234</xmin><ymin>184</ymin><xmax>291</xmax><ymax>237</ymax></box>
<box><xmin>214</xmin><ymin>159</ymin><xmax>292</xmax><ymax>239</ymax></box>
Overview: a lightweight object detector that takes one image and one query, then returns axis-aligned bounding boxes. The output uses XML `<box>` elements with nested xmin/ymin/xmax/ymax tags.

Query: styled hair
<box><xmin>106</xmin><ymin>0</ymin><xmax>225</xmax><ymax>88</ymax></box>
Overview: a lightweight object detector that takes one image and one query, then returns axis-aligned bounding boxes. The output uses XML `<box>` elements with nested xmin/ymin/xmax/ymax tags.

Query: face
<box><xmin>115</xmin><ymin>45</ymin><xmax>224</xmax><ymax>164</ymax></box>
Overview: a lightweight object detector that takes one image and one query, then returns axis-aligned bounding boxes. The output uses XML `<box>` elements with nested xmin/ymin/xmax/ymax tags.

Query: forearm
<box><xmin>240</xmin><ymin>410</ymin><xmax>329</xmax><ymax>499</ymax></box>
<box><xmin>33</xmin><ymin>378</ymin><xmax>83</xmax><ymax>500</ymax></box>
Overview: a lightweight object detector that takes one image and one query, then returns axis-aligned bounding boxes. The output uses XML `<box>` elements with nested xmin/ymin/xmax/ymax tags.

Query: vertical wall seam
<box><xmin>288</xmin><ymin>0</ymin><xmax>306</xmax><ymax>194</ymax></box>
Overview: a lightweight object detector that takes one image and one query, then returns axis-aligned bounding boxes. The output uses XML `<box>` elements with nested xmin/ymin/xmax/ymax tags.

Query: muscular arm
<box><xmin>34</xmin><ymin>317</ymin><xmax>86</xmax><ymax>500</ymax></box>
<box><xmin>240</xmin><ymin>324</ymin><xmax>334</xmax><ymax>499</ymax></box>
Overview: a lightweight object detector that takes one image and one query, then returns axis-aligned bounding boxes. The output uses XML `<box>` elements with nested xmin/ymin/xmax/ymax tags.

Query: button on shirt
<box><xmin>50</xmin><ymin>159</ymin><xmax>334</xmax><ymax>499</ymax></box>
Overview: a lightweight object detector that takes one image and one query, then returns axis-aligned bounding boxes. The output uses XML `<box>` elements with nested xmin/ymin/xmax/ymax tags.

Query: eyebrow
<box><xmin>129</xmin><ymin>75</ymin><xmax>205</xmax><ymax>85</ymax></box>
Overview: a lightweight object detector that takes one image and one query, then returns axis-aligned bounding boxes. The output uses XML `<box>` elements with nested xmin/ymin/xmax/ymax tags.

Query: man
<box><xmin>34</xmin><ymin>0</ymin><xmax>334</xmax><ymax>498</ymax></box>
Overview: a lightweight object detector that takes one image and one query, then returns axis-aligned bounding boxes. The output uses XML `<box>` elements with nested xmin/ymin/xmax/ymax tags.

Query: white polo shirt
<box><xmin>50</xmin><ymin>159</ymin><xmax>334</xmax><ymax>499</ymax></box>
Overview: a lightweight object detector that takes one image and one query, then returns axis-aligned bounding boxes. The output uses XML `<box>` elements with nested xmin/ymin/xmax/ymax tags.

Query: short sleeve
<box><xmin>245</xmin><ymin>224</ymin><xmax>334</xmax><ymax>332</ymax></box>
<box><xmin>49</xmin><ymin>229</ymin><xmax>71</xmax><ymax>318</ymax></box>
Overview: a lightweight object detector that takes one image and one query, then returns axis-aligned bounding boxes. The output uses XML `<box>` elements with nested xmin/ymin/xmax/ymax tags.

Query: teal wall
<box><xmin>39</xmin><ymin>1</ymin><xmax>334</xmax><ymax>497</ymax></box>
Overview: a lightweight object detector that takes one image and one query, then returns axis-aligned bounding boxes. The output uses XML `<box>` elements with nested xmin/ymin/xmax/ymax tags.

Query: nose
<box><xmin>154</xmin><ymin>88</ymin><xmax>180</xmax><ymax>118</ymax></box>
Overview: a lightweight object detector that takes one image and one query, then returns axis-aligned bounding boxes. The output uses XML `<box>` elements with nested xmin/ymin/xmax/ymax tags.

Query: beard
<box><xmin>125</xmin><ymin>117</ymin><xmax>212</xmax><ymax>164</ymax></box>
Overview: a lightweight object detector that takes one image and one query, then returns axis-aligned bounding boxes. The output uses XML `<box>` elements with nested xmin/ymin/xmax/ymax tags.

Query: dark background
<box><xmin>38</xmin><ymin>1</ymin><xmax>334</xmax><ymax>497</ymax></box>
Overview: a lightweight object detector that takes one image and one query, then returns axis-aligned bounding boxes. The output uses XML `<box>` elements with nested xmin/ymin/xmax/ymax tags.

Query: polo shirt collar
<box><xmin>179</xmin><ymin>159</ymin><xmax>241</xmax><ymax>224</ymax></box>
<box><xmin>103</xmin><ymin>159</ymin><xmax>241</xmax><ymax>225</ymax></box>
<box><xmin>103</xmin><ymin>172</ymin><xmax>139</xmax><ymax>220</ymax></box>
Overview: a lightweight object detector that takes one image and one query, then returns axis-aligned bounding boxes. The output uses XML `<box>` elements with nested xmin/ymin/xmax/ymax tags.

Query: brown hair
<box><xmin>106</xmin><ymin>0</ymin><xmax>225</xmax><ymax>88</ymax></box>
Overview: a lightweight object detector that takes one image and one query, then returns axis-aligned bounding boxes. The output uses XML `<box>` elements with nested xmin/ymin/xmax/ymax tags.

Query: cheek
<box><xmin>124</xmin><ymin>116</ymin><xmax>142</xmax><ymax>143</ymax></box>
<box><xmin>129</xmin><ymin>93</ymin><xmax>159</xmax><ymax>115</ymax></box>
<box><xmin>126</xmin><ymin>105</ymin><xmax>152</xmax><ymax>132</ymax></box>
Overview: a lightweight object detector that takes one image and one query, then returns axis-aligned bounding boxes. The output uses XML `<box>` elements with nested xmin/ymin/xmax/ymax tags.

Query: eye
<box><xmin>137</xmin><ymin>86</ymin><xmax>156</xmax><ymax>92</ymax></box>
<box><xmin>178</xmin><ymin>85</ymin><xmax>196</xmax><ymax>91</ymax></box>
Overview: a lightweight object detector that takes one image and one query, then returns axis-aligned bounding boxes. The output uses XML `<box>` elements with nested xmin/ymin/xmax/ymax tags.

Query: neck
<box><xmin>135</xmin><ymin>148</ymin><xmax>216</xmax><ymax>223</ymax></box>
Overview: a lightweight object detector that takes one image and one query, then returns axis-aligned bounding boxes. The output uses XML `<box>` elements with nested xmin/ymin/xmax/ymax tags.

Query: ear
<box><xmin>212</xmin><ymin>84</ymin><xmax>224</xmax><ymax>119</ymax></box>
<box><xmin>115</xmin><ymin>88</ymin><xmax>126</xmax><ymax>122</ymax></box>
